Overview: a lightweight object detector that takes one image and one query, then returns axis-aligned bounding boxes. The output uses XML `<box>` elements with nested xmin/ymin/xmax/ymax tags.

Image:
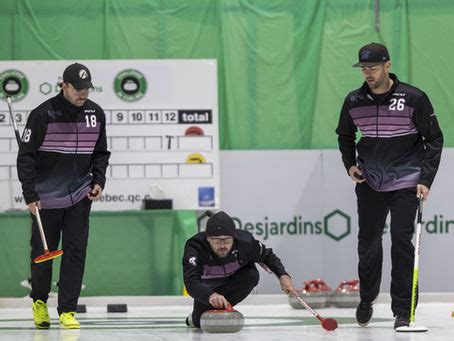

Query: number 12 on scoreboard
<box><xmin>162</xmin><ymin>110</ymin><xmax>178</xmax><ymax>124</ymax></box>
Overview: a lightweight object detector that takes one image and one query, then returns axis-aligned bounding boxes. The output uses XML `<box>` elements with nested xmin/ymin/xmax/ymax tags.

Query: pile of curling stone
<box><xmin>329</xmin><ymin>279</ymin><xmax>360</xmax><ymax>308</ymax></box>
<box><xmin>289</xmin><ymin>279</ymin><xmax>332</xmax><ymax>309</ymax></box>
<box><xmin>200</xmin><ymin>306</ymin><xmax>244</xmax><ymax>333</ymax></box>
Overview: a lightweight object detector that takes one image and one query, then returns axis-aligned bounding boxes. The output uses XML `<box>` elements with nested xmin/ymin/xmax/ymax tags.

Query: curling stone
<box><xmin>200</xmin><ymin>308</ymin><xmax>244</xmax><ymax>333</ymax></box>
<box><xmin>289</xmin><ymin>279</ymin><xmax>332</xmax><ymax>309</ymax></box>
<box><xmin>330</xmin><ymin>279</ymin><xmax>360</xmax><ymax>308</ymax></box>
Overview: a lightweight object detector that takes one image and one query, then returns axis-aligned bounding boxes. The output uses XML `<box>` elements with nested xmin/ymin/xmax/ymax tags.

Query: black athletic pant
<box><xmin>30</xmin><ymin>197</ymin><xmax>92</xmax><ymax>315</ymax></box>
<box><xmin>191</xmin><ymin>264</ymin><xmax>260</xmax><ymax>327</ymax></box>
<box><xmin>356</xmin><ymin>183</ymin><xmax>418</xmax><ymax>317</ymax></box>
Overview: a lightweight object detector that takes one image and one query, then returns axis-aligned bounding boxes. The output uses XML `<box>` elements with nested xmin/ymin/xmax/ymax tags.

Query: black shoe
<box><xmin>185</xmin><ymin>314</ymin><xmax>195</xmax><ymax>328</ymax></box>
<box><xmin>356</xmin><ymin>301</ymin><xmax>373</xmax><ymax>326</ymax></box>
<box><xmin>394</xmin><ymin>315</ymin><xmax>409</xmax><ymax>330</ymax></box>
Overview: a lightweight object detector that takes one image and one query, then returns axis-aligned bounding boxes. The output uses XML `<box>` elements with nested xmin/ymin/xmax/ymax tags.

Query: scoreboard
<box><xmin>0</xmin><ymin>60</ymin><xmax>220</xmax><ymax>211</ymax></box>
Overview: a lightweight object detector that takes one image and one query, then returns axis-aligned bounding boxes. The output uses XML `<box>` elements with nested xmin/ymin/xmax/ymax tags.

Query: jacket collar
<box><xmin>360</xmin><ymin>73</ymin><xmax>400</xmax><ymax>97</ymax></box>
<box><xmin>57</xmin><ymin>91</ymin><xmax>87</xmax><ymax>113</ymax></box>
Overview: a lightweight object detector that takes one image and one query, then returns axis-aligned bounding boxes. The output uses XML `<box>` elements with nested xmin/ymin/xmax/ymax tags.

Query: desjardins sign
<box><xmin>233</xmin><ymin>210</ymin><xmax>351</xmax><ymax>242</ymax></box>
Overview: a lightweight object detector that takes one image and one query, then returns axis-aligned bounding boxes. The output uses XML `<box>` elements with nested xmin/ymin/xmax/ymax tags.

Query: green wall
<box><xmin>0</xmin><ymin>210</ymin><xmax>197</xmax><ymax>297</ymax></box>
<box><xmin>1</xmin><ymin>0</ymin><xmax>452</xmax><ymax>149</ymax></box>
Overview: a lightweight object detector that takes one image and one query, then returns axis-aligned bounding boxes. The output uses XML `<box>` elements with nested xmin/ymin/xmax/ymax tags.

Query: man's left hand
<box><xmin>417</xmin><ymin>184</ymin><xmax>429</xmax><ymax>200</ymax></box>
<box><xmin>88</xmin><ymin>184</ymin><xmax>103</xmax><ymax>201</ymax></box>
<box><xmin>279</xmin><ymin>275</ymin><xmax>298</xmax><ymax>297</ymax></box>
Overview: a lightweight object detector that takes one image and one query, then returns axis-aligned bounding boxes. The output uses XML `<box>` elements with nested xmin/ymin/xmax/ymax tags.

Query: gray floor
<box><xmin>0</xmin><ymin>295</ymin><xmax>453</xmax><ymax>340</ymax></box>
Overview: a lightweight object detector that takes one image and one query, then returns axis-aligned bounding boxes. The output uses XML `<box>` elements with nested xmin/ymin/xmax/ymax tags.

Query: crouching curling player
<box><xmin>182</xmin><ymin>211</ymin><xmax>298</xmax><ymax>327</ymax></box>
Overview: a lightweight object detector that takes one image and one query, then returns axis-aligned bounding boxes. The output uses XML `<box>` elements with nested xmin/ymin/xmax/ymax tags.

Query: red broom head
<box><xmin>322</xmin><ymin>318</ymin><xmax>338</xmax><ymax>331</ymax></box>
<box><xmin>34</xmin><ymin>250</ymin><xmax>64</xmax><ymax>263</ymax></box>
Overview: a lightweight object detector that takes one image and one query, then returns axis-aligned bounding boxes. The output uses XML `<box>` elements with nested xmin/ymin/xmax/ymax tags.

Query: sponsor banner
<box><xmin>221</xmin><ymin>149</ymin><xmax>454</xmax><ymax>293</ymax></box>
<box><xmin>0</xmin><ymin>60</ymin><xmax>220</xmax><ymax>210</ymax></box>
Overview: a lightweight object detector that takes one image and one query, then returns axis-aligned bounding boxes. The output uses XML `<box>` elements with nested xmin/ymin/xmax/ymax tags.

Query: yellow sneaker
<box><xmin>59</xmin><ymin>312</ymin><xmax>80</xmax><ymax>329</ymax></box>
<box><xmin>32</xmin><ymin>300</ymin><xmax>50</xmax><ymax>329</ymax></box>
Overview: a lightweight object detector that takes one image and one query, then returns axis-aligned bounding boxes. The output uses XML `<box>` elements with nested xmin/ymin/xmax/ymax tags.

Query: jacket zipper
<box><xmin>69</xmin><ymin>117</ymin><xmax>79</xmax><ymax>206</ymax></box>
<box><xmin>368</xmin><ymin>93</ymin><xmax>383</xmax><ymax>190</ymax></box>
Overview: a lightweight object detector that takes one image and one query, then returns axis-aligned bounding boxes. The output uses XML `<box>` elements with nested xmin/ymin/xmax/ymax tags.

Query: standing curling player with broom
<box><xmin>336</xmin><ymin>43</ymin><xmax>443</xmax><ymax>330</ymax></box>
<box><xmin>17</xmin><ymin>63</ymin><xmax>110</xmax><ymax>329</ymax></box>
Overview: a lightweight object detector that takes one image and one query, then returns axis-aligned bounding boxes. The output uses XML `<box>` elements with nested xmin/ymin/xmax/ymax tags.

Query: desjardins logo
<box><xmin>0</xmin><ymin>69</ymin><xmax>29</xmax><ymax>102</ymax></box>
<box><xmin>234</xmin><ymin>212</ymin><xmax>454</xmax><ymax>241</ymax></box>
<box><xmin>114</xmin><ymin>69</ymin><xmax>147</xmax><ymax>102</ymax></box>
<box><xmin>233</xmin><ymin>209</ymin><xmax>351</xmax><ymax>242</ymax></box>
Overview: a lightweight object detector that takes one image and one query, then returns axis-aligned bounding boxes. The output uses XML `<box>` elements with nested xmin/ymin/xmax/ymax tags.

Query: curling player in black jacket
<box><xmin>17</xmin><ymin>63</ymin><xmax>110</xmax><ymax>329</ymax></box>
<box><xmin>182</xmin><ymin>211</ymin><xmax>298</xmax><ymax>327</ymax></box>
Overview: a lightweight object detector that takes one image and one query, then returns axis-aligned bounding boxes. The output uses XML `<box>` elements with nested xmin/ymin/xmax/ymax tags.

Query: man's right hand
<box><xmin>27</xmin><ymin>201</ymin><xmax>41</xmax><ymax>215</ymax></box>
<box><xmin>279</xmin><ymin>274</ymin><xmax>299</xmax><ymax>297</ymax></box>
<box><xmin>348</xmin><ymin>165</ymin><xmax>365</xmax><ymax>183</ymax></box>
<box><xmin>208</xmin><ymin>292</ymin><xmax>231</xmax><ymax>309</ymax></box>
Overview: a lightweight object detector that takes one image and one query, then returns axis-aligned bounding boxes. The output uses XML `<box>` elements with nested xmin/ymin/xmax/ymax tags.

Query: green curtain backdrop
<box><xmin>0</xmin><ymin>0</ymin><xmax>452</xmax><ymax>149</ymax></box>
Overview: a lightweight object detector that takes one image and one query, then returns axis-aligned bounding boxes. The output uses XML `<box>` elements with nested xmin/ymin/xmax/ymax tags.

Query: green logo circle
<box><xmin>0</xmin><ymin>69</ymin><xmax>29</xmax><ymax>102</ymax></box>
<box><xmin>114</xmin><ymin>69</ymin><xmax>147</xmax><ymax>102</ymax></box>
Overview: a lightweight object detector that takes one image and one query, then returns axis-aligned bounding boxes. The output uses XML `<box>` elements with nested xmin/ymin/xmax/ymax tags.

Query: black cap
<box><xmin>63</xmin><ymin>63</ymin><xmax>93</xmax><ymax>90</ymax></box>
<box><xmin>353</xmin><ymin>43</ymin><xmax>390</xmax><ymax>67</ymax></box>
<box><xmin>205</xmin><ymin>211</ymin><xmax>236</xmax><ymax>237</ymax></box>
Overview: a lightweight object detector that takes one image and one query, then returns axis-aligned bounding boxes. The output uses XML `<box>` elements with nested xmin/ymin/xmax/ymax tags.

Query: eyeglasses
<box><xmin>209</xmin><ymin>237</ymin><xmax>234</xmax><ymax>245</ymax></box>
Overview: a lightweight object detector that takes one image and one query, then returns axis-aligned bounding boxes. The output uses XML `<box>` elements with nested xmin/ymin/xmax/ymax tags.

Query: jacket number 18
<box><xmin>85</xmin><ymin>115</ymin><xmax>97</xmax><ymax>127</ymax></box>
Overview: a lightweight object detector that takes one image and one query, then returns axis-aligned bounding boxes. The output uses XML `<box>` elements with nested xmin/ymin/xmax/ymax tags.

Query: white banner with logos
<box><xmin>220</xmin><ymin>149</ymin><xmax>454</xmax><ymax>293</ymax></box>
<box><xmin>0</xmin><ymin>60</ymin><xmax>220</xmax><ymax>210</ymax></box>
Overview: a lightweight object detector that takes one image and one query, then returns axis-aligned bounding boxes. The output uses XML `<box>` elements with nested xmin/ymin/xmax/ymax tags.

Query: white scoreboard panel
<box><xmin>0</xmin><ymin>60</ymin><xmax>220</xmax><ymax>210</ymax></box>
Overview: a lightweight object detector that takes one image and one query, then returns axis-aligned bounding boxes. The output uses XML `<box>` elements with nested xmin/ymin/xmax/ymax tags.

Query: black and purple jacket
<box><xmin>336</xmin><ymin>73</ymin><xmax>443</xmax><ymax>191</ymax></box>
<box><xmin>17</xmin><ymin>92</ymin><xmax>110</xmax><ymax>209</ymax></box>
<box><xmin>183</xmin><ymin>229</ymin><xmax>289</xmax><ymax>305</ymax></box>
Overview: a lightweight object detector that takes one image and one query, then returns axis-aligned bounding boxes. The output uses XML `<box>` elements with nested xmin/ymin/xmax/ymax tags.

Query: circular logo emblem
<box><xmin>0</xmin><ymin>69</ymin><xmax>29</xmax><ymax>102</ymax></box>
<box><xmin>79</xmin><ymin>69</ymin><xmax>88</xmax><ymax>79</ymax></box>
<box><xmin>114</xmin><ymin>69</ymin><xmax>147</xmax><ymax>102</ymax></box>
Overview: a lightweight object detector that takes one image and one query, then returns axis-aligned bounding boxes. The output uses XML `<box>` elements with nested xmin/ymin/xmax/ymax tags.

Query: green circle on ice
<box><xmin>0</xmin><ymin>69</ymin><xmax>29</xmax><ymax>102</ymax></box>
<box><xmin>114</xmin><ymin>69</ymin><xmax>147</xmax><ymax>102</ymax></box>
